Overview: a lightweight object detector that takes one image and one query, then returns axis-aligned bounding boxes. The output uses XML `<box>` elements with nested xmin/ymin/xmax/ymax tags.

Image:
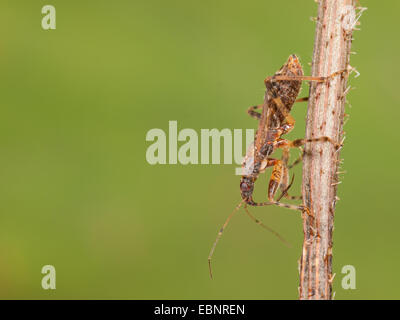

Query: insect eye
<box><xmin>240</xmin><ymin>181</ymin><xmax>251</xmax><ymax>192</ymax></box>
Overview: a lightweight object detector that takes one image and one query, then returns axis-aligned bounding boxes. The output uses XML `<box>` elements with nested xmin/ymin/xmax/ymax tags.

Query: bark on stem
<box><xmin>299</xmin><ymin>0</ymin><xmax>357</xmax><ymax>300</ymax></box>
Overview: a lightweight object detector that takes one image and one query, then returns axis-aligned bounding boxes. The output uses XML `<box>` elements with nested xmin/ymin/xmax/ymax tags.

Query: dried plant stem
<box><xmin>299</xmin><ymin>0</ymin><xmax>359</xmax><ymax>300</ymax></box>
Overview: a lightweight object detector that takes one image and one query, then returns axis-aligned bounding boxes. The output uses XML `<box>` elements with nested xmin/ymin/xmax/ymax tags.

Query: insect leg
<box><xmin>279</xmin><ymin>147</ymin><xmax>302</xmax><ymax>200</ymax></box>
<box><xmin>288</xmin><ymin>150</ymin><xmax>304</xmax><ymax>170</ymax></box>
<box><xmin>268</xmin><ymin>158</ymin><xmax>289</xmax><ymax>202</ymax></box>
<box><xmin>276</xmin><ymin>136</ymin><xmax>342</xmax><ymax>150</ymax></box>
<box><xmin>247</xmin><ymin>194</ymin><xmax>310</xmax><ymax>214</ymax></box>
<box><xmin>248</xmin><ymin>158</ymin><xmax>308</xmax><ymax>213</ymax></box>
<box><xmin>247</xmin><ymin>104</ymin><xmax>262</xmax><ymax>120</ymax></box>
<box><xmin>270</xmin><ymin>68</ymin><xmax>348</xmax><ymax>83</ymax></box>
<box><xmin>287</xmin><ymin>148</ymin><xmax>316</xmax><ymax>170</ymax></box>
<box><xmin>250</xmin><ymin>198</ymin><xmax>309</xmax><ymax>214</ymax></box>
<box><xmin>243</xmin><ymin>204</ymin><xmax>291</xmax><ymax>247</ymax></box>
<box><xmin>295</xmin><ymin>97</ymin><xmax>309</xmax><ymax>103</ymax></box>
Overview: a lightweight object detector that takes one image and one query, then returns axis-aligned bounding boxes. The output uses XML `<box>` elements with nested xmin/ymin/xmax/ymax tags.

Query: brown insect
<box><xmin>208</xmin><ymin>54</ymin><xmax>346</xmax><ymax>279</ymax></box>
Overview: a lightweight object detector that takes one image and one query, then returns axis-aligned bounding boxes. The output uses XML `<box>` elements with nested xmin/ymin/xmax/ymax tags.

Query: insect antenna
<box><xmin>208</xmin><ymin>200</ymin><xmax>244</xmax><ymax>279</ymax></box>
<box><xmin>243</xmin><ymin>204</ymin><xmax>291</xmax><ymax>248</ymax></box>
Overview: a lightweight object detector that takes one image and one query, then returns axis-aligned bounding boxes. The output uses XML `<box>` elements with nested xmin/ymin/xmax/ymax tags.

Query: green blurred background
<box><xmin>0</xmin><ymin>0</ymin><xmax>397</xmax><ymax>299</ymax></box>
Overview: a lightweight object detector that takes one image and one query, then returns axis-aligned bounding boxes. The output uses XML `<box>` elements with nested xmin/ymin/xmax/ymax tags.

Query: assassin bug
<box><xmin>208</xmin><ymin>54</ymin><xmax>346</xmax><ymax>279</ymax></box>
